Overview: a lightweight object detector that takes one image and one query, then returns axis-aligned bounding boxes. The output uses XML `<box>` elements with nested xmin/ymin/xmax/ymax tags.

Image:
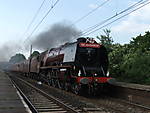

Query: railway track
<box><xmin>10</xmin><ymin>76</ymin><xmax>81</xmax><ymax>113</ymax></box>
<box><xmin>88</xmin><ymin>95</ymin><xmax>150</xmax><ymax>113</ymax></box>
<box><xmin>9</xmin><ymin>74</ymin><xmax>108</xmax><ymax>113</ymax></box>
<box><xmin>8</xmin><ymin>72</ymin><xmax>150</xmax><ymax>113</ymax></box>
<box><xmin>112</xmin><ymin>82</ymin><xmax>150</xmax><ymax>108</ymax></box>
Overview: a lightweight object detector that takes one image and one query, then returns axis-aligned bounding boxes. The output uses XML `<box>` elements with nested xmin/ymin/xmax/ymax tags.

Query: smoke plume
<box><xmin>0</xmin><ymin>41</ymin><xmax>22</xmax><ymax>62</ymax></box>
<box><xmin>0</xmin><ymin>22</ymin><xmax>81</xmax><ymax>62</ymax></box>
<box><xmin>31</xmin><ymin>22</ymin><xmax>82</xmax><ymax>50</ymax></box>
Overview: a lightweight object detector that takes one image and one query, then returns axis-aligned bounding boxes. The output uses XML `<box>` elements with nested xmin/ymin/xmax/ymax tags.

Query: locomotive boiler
<box><xmin>11</xmin><ymin>37</ymin><xmax>115</xmax><ymax>95</ymax></box>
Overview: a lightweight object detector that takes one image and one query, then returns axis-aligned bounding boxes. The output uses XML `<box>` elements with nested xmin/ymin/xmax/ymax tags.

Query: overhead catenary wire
<box><xmin>22</xmin><ymin>0</ymin><xmax>46</xmax><ymax>38</ymax></box>
<box><xmin>82</xmin><ymin>0</ymin><xmax>150</xmax><ymax>36</ymax></box>
<box><xmin>73</xmin><ymin>0</ymin><xmax>111</xmax><ymax>25</ymax></box>
<box><xmin>83</xmin><ymin>0</ymin><xmax>144</xmax><ymax>33</ymax></box>
<box><xmin>81</xmin><ymin>0</ymin><xmax>146</xmax><ymax>36</ymax></box>
<box><xmin>24</xmin><ymin>0</ymin><xmax>60</xmax><ymax>43</ymax></box>
<box><xmin>82</xmin><ymin>0</ymin><xmax>145</xmax><ymax>35</ymax></box>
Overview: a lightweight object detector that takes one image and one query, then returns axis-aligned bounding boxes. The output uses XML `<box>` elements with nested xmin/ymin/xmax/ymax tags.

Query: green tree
<box><xmin>119</xmin><ymin>31</ymin><xmax>150</xmax><ymax>84</ymax></box>
<box><xmin>109</xmin><ymin>44</ymin><xmax>125</xmax><ymax>78</ymax></box>
<box><xmin>130</xmin><ymin>31</ymin><xmax>150</xmax><ymax>53</ymax></box>
<box><xmin>9</xmin><ymin>53</ymin><xmax>26</xmax><ymax>64</ymax></box>
<box><xmin>96</xmin><ymin>29</ymin><xmax>113</xmax><ymax>53</ymax></box>
<box><xmin>30</xmin><ymin>51</ymin><xmax>40</xmax><ymax>58</ymax></box>
<box><xmin>120</xmin><ymin>53</ymin><xmax>150</xmax><ymax>84</ymax></box>
<box><xmin>110</xmin><ymin>31</ymin><xmax>150</xmax><ymax>84</ymax></box>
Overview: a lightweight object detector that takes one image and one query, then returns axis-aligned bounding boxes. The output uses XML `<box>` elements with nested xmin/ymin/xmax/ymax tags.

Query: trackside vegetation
<box><xmin>97</xmin><ymin>30</ymin><xmax>150</xmax><ymax>85</ymax></box>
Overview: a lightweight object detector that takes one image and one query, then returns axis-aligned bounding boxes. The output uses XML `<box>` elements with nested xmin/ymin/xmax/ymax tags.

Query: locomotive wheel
<box><xmin>51</xmin><ymin>79</ymin><xmax>56</xmax><ymax>87</ymax></box>
<box><xmin>74</xmin><ymin>84</ymin><xmax>81</xmax><ymax>95</ymax></box>
<box><xmin>56</xmin><ymin>80</ymin><xmax>61</xmax><ymax>89</ymax></box>
<box><xmin>47</xmin><ymin>79</ymin><xmax>52</xmax><ymax>86</ymax></box>
<box><xmin>64</xmin><ymin>83</ymin><xmax>69</xmax><ymax>91</ymax></box>
<box><xmin>59</xmin><ymin>82</ymin><xmax>63</xmax><ymax>89</ymax></box>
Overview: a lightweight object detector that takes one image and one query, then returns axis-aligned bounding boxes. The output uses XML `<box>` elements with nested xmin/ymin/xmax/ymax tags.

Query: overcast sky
<box><xmin>0</xmin><ymin>0</ymin><xmax>150</xmax><ymax>61</ymax></box>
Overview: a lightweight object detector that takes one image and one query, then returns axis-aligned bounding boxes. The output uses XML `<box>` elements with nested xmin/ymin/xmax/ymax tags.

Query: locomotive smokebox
<box><xmin>77</xmin><ymin>38</ymin><xmax>86</xmax><ymax>43</ymax></box>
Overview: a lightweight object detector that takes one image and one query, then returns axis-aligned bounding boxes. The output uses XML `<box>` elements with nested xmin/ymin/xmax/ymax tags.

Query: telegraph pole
<box><xmin>28</xmin><ymin>45</ymin><xmax>32</xmax><ymax>77</ymax></box>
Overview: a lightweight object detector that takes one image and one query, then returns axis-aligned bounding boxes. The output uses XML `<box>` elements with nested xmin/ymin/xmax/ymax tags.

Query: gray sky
<box><xmin>0</xmin><ymin>0</ymin><xmax>150</xmax><ymax>61</ymax></box>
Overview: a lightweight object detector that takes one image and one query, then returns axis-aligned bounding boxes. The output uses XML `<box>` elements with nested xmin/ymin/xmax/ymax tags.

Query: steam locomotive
<box><xmin>11</xmin><ymin>38</ymin><xmax>115</xmax><ymax>95</ymax></box>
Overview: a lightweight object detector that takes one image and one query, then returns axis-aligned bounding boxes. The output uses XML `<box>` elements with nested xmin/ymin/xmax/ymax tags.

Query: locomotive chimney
<box><xmin>77</xmin><ymin>37</ymin><xmax>86</xmax><ymax>43</ymax></box>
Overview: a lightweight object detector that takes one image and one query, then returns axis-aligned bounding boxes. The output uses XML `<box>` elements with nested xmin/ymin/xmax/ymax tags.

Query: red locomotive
<box><xmin>11</xmin><ymin>38</ymin><xmax>115</xmax><ymax>95</ymax></box>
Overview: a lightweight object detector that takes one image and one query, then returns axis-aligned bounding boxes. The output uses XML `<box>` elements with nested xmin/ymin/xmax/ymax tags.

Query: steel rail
<box><xmin>10</xmin><ymin>77</ymin><xmax>38</xmax><ymax>113</ymax></box>
<box><xmin>12</xmin><ymin>76</ymin><xmax>80</xmax><ymax>113</ymax></box>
